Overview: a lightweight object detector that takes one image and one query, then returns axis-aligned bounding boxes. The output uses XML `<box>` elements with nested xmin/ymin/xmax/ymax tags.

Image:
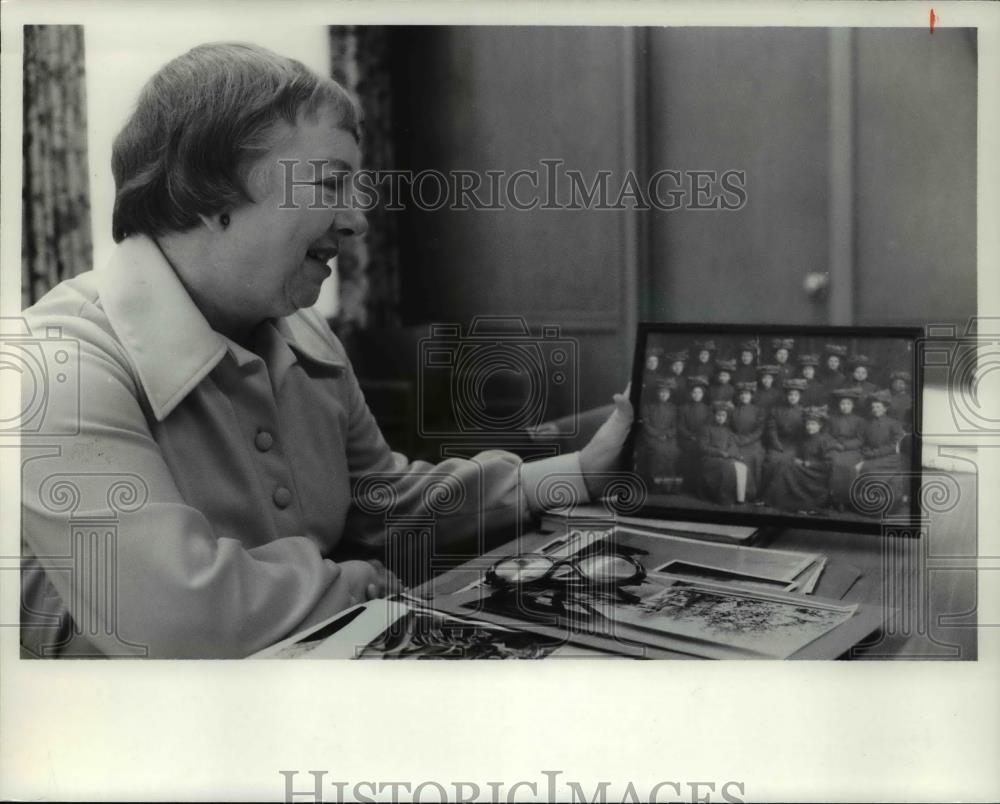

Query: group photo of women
<box><xmin>633</xmin><ymin>332</ymin><xmax>916</xmax><ymax>519</ymax></box>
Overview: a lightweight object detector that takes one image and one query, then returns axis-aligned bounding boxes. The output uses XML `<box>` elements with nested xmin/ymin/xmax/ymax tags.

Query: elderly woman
<box><xmin>20</xmin><ymin>43</ymin><xmax>630</xmax><ymax>658</ymax></box>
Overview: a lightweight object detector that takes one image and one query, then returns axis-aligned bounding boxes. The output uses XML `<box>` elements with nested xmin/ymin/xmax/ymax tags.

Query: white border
<box><xmin>2</xmin><ymin>1</ymin><xmax>998</xmax><ymax>801</ymax></box>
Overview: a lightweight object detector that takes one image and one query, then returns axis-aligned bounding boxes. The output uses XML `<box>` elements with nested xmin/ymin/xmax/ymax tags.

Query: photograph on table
<box><xmin>444</xmin><ymin>569</ymin><xmax>861</xmax><ymax>660</ymax></box>
<box><xmin>629</xmin><ymin>324</ymin><xmax>921</xmax><ymax>532</ymax></box>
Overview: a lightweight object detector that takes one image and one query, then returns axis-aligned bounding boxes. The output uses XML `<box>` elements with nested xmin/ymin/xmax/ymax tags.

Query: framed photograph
<box><xmin>626</xmin><ymin>323</ymin><xmax>922</xmax><ymax>533</ymax></box>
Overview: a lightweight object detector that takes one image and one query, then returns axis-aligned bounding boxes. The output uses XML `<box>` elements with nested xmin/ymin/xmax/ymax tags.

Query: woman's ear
<box><xmin>199</xmin><ymin>212</ymin><xmax>230</xmax><ymax>233</ymax></box>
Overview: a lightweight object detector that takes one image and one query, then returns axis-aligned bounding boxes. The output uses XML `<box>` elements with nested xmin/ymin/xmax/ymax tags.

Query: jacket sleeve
<box><xmin>336</xmin><ymin>343</ymin><xmax>589</xmax><ymax>554</ymax></box>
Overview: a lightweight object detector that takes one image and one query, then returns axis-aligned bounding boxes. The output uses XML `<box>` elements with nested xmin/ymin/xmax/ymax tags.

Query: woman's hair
<box><xmin>111</xmin><ymin>42</ymin><xmax>359</xmax><ymax>242</ymax></box>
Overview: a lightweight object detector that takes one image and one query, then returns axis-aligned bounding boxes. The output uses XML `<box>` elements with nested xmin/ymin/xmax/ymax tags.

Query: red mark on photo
<box><xmin>930</xmin><ymin>8</ymin><xmax>937</xmax><ymax>34</ymax></box>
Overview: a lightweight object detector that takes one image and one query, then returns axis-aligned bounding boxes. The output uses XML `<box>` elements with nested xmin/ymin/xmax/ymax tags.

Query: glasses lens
<box><xmin>576</xmin><ymin>554</ymin><xmax>639</xmax><ymax>583</ymax></box>
<box><xmin>491</xmin><ymin>555</ymin><xmax>554</xmax><ymax>585</ymax></box>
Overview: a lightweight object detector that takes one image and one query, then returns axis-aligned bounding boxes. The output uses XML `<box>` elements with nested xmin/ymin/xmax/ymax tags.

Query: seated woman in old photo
<box><xmin>19</xmin><ymin>43</ymin><xmax>630</xmax><ymax>658</ymax></box>
<box><xmin>853</xmin><ymin>389</ymin><xmax>906</xmax><ymax>511</ymax></box>
<box><xmin>826</xmin><ymin>387</ymin><xmax>866</xmax><ymax>510</ymax></box>
<box><xmin>698</xmin><ymin>401</ymin><xmax>751</xmax><ymax>506</ymax></box>
<box><xmin>762</xmin><ymin>406</ymin><xmax>835</xmax><ymax>514</ymax></box>
<box><xmin>763</xmin><ymin>378</ymin><xmax>806</xmax><ymax>485</ymax></box>
<box><xmin>729</xmin><ymin>381</ymin><xmax>765</xmax><ymax>499</ymax></box>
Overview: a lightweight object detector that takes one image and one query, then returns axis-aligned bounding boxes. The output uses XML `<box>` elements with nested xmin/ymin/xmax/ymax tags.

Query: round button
<box><xmin>255</xmin><ymin>430</ymin><xmax>274</xmax><ymax>452</ymax></box>
<box><xmin>272</xmin><ymin>487</ymin><xmax>292</xmax><ymax>509</ymax></box>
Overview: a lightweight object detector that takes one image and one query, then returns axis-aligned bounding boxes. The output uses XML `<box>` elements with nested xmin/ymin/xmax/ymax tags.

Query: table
<box><xmin>411</xmin><ymin>471</ymin><xmax>978</xmax><ymax>660</ymax></box>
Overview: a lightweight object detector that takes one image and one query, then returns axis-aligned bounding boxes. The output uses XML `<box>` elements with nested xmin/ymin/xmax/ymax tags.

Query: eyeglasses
<box><xmin>485</xmin><ymin>550</ymin><xmax>646</xmax><ymax>603</ymax></box>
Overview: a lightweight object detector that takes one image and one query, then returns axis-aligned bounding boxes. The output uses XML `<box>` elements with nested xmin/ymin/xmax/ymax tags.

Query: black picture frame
<box><xmin>625</xmin><ymin>322</ymin><xmax>923</xmax><ymax>534</ymax></box>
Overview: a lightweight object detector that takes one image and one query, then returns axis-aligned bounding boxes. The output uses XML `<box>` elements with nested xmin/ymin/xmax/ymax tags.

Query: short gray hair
<box><xmin>111</xmin><ymin>41</ymin><xmax>360</xmax><ymax>242</ymax></box>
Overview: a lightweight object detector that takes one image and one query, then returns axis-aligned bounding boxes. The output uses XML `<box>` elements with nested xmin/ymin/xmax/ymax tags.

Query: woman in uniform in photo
<box><xmin>699</xmin><ymin>401</ymin><xmax>752</xmax><ymax>506</ymax></box>
<box><xmin>754</xmin><ymin>364</ymin><xmax>783</xmax><ymax>410</ymax></box>
<box><xmin>710</xmin><ymin>358</ymin><xmax>736</xmax><ymax>404</ymax></box>
<box><xmin>771</xmin><ymin>337</ymin><xmax>796</xmax><ymax>385</ymax></box>
<box><xmin>848</xmin><ymin>354</ymin><xmax>878</xmax><ymax>403</ymax></box>
<box><xmin>763</xmin><ymin>406</ymin><xmax>835</xmax><ymax>514</ymax></box>
<box><xmin>854</xmin><ymin>390</ymin><xmax>907</xmax><ymax>513</ymax></box>
<box><xmin>636</xmin><ymin>378</ymin><xmax>681</xmax><ymax>490</ymax></box>
<box><xmin>826</xmin><ymin>387</ymin><xmax>866</xmax><ymax>510</ymax></box>
<box><xmin>733</xmin><ymin>340</ymin><xmax>758</xmax><ymax>385</ymax></box>
<box><xmin>730</xmin><ymin>381</ymin><xmax>766</xmax><ymax>500</ymax></box>
<box><xmin>665</xmin><ymin>351</ymin><xmax>689</xmax><ymax>402</ymax></box>
<box><xmin>797</xmin><ymin>353</ymin><xmax>823</xmax><ymax>407</ymax></box>
<box><xmin>642</xmin><ymin>346</ymin><xmax>665</xmax><ymax>401</ymax></box>
<box><xmin>821</xmin><ymin>344</ymin><xmax>848</xmax><ymax>397</ymax></box>
<box><xmin>763</xmin><ymin>377</ymin><xmax>807</xmax><ymax>486</ymax></box>
<box><xmin>887</xmin><ymin>370</ymin><xmax>913</xmax><ymax>431</ymax></box>
<box><xmin>688</xmin><ymin>339</ymin><xmax>716</xmax><ymax>380</ymax></box>
<box><xmin>677</xmin><ymin>374</ymin><xmax>711</xmax><ymax>495</ymax></box>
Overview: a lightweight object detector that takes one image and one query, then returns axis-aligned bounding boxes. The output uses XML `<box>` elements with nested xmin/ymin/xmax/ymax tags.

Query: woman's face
<box><xmin>717</xmin><ymin>371</ymin><xmax>731</xmax><ymax>384</ymax></box>
<box><xmin>827</xmin><ymin>355</ymin><xmax>841</xmax><ymax>372</ymax></box>
<box><xmin>839</xmin><ymin>398</ymin><xmax>854</xmax><ymax>415</ymax></box>
<box><xmin>891</xmin><ymin>378</ymin><xmax>906</xmax><ymax>393</ymax></box>
<box><xmin>853</xmin><ymin>366</ymin><xmax>869</xmax><ymax>381</ymax></box>
<box><xmin>760</xmin><ymin>374</ymin><xmax>773</xmax><ymax>388</ymax></box>
<box><xmin>740</xmin><ymin>351</ymin><xmax>754</xmax><ymax>365</ymax></box>
<box><xmin>690</xmin><ymin>386</ymin><xmax>704</xmax><ymax>402</ymax></box>
<box><xmin>714</xmin><ymin>410</ymin><xmax>728</xmax><ymax>425</ymax></box>
<box><xmin>657</xmin><ymin>388</ymin><xmax>671</xmax><ymax>403</ymax></box>
<box><xmin>698</xmin><ymin>349</ymin><xmax>710</xmax><ymax>363</ymax></box>
<box><xmin>787</xmin><ymin>389</ymin><xmax>801</xmax><ymax>405</ymax></box>
<box><xmin>645</xmin><ymin>355</ymin><xmax>660</xmax><ymax>371</ymax></box>
<box><xmin>871</xmin><ymin>401</ymin><xmax>887</xmax><ymax>417</ymax></box>
<box><xmin>671</xmin><ymin>360</ymin><xmax>685</xmax><ymax>375</ymax></box>
<box><xmin>202</xmin><ymin>107</ymin><xmax>367</xmax><ymax>324</ymax></box>
<box><xmin>739</xmin><ymin>390</ymin><xmax>752</xmax><ymax>404</ymax></box>
<box><xmin>802</xmin><ymin>365</ymin><xmax>815</xmax><ymax>380</ymax></box>
<box><xmin>775</xmin><ymin>348</ymin><xmax>789</xmax><ymax>364</ymax></box>
<box><xmin>805</xmin><ymin>419</ymin><xmax>821</xmax><ymax>435</ymax></box>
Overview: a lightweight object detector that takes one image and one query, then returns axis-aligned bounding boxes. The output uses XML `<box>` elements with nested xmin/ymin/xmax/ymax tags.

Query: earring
<box><xmin>220</xmin><ymin>213</ymin><xmax>231</xmax><ymax>228</ymax></box>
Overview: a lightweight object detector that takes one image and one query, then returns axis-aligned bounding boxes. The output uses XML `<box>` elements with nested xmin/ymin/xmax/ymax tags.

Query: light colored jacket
<box><xmin>20</xmin><ymin>235</ymin><xmax>586</xmax><ymax>658</ymax></box>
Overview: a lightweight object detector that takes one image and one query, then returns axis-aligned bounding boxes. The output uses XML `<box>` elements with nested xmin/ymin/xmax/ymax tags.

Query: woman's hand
<box><xmin>340</xmin><ymin>559</ymin><xmax>403</xmax><ymax>603</ymax></box>
<box><xmin>579</xmin><ymin>385</ymin><xmax>634</xmax><ymax>500</ymax></box>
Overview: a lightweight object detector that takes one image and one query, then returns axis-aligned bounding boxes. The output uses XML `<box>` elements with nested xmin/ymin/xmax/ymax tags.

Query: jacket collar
<box><xmin>98</xmin><ymin>235</ymin><xmax>345</xmax><ymax>421</ymax></box>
